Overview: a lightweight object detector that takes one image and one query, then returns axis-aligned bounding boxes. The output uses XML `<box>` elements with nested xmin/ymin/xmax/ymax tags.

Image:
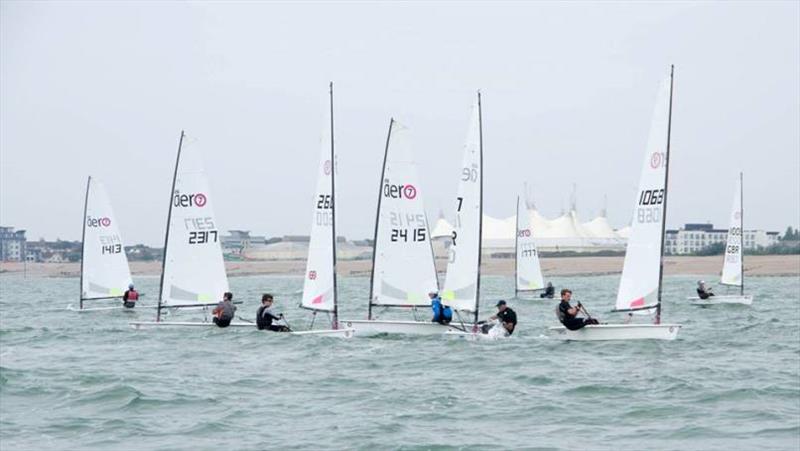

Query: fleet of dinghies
<box><xmin>687</xmin><ymin>172</ymin><xmax>753</xmax><ymax>305</ymax></box>
<box><xmin>75</xmin><ymin>67</ymin><xmax>758</xmax><ymax>341</ymax></box>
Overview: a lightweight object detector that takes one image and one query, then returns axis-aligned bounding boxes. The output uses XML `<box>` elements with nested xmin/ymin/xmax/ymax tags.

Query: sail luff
<box><xmin>79</xmin><ymin>176</ymin><xmax>90</xmax><ymax>308</ymax></box>
<box><xmin>476</xmin><ymin>91</ymin><xmax>483</xmax><ymax>324</ymax></box>
<box><xmin>157</xmin><ymin>131</ymin><xmax>184</xmax><ymax>322</ymax></box>
<box><xmin>656</xmin><ymin>64</ymin><xmax>675</xmax><ymax>325</ymax></box>
<box><xmin>740</xmin><ymin>171</ymin><xmax>744</xmax><ymax>296</ymax></box>
<box><xmin>514</xmin><ymin>196</ymin><xmax>519</xmax><ymax>297</ymax></box>
<box><xmin>367</xmin><ymin>118</ymin><xmax>394</xmax><ymax>320</ymax></box>
<box><xmin>329</xmin><ymin>82</ymin><xmax>339</xmax><ymax>329</ymax></box>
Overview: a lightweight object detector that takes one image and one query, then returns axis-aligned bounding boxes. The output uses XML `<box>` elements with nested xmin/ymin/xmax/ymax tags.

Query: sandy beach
<box><xmin>2</xmin><ymin>255</ymin><xmax>798</xmax><ymax>278</ymax></box>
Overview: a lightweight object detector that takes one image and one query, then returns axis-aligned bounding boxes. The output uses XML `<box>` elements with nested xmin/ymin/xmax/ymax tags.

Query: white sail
<box><xmin>615</xmin><ymin>77</ymin><xmax>671</xmax><ymax>312</ymax></box>
<box><xmin>443</xmin><ymin>96</ymin><xmax>482</xmax><ymax>313</ymax></box>
<box><xmin>515</xmin><ymin>196</ymin><xmax>544</xmax><ymax>292</ymax></box>
<box><xmin>81</xmin><ymin>177</ymin><xmax>133</xmax><ymax>300</ymax></box>
<box><xmin>160</xmin><ymin>136</ymin><xmax>229</xmax><ymax>306</ymax></box>
<box><xmin>721</xmin><ymin>174</ymin><xmax>743</xmax><ymax>286</ymax></box>
<box><xmin>370</xmin><ymin>120</ymin><xmax>438</xmax><ymax>306</ymax></box>
<box><xmin>302</xmin><ymin>115</ymin><xmax>336</xmax><ymax>312</ymax></box>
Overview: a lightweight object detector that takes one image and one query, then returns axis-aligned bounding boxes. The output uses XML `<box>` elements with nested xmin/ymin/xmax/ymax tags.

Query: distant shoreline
<box><xmin>2</xmin><ymin>255</ymin><xmax>798</xmax><ymax>278</ymax></box>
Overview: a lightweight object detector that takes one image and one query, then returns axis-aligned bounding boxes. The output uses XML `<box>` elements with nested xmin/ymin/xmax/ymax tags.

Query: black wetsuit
<box><xmin>540</xmin><ymin>285</ymin><xmax>555</xmax><ymax>299</ymax></box>
<box><xmin>256</xmin><ymin>306</ymin><xmax>290</xmax><ymax>332</ymax></box>
<box><xmin>494</xmin><ymin>307</ymin><xmax>517</xmax><ymax>335</ymax></box>
<box><xmin>558</xmin><ymin>300</ymin><xmax>589</xmax><ymax>330</ymax></box>
<box><xmin>697</xmin><ymin>288</ymin><xmax>714</xmax><ymax>300</ymax></box>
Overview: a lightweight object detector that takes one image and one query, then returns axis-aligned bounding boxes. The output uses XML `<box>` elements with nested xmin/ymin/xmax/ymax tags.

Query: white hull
<box><xmin>548</xmin><ymin>324</ymin><xmax>681</xmax><ymax>341</ymax></box>
<box><xmin>342</xmin><ymin>319</ymin><xmax>471</xmax><ymax>336</ymax></box>
<box><xmin>67</xmin><ymin>304</ymin><xmax>154</xmax><ymax>312</ymax></box>
<box><xmin>686</xmin><ymin>295</ymin><xmax>752</xmax><ymax>305</ymax></box>
<box><xmin>444</xmin><ymin>323</ymin><xmax>510</xmax><ymax>341</ymax></box>
<box><xmin>128</xmin><ymin>321</ymin><xmax>354</xmax><ymax>337</ymax></box>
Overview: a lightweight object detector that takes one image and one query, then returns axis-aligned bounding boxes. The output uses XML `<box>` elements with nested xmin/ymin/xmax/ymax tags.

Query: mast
<box><xmin>655</xmin><ymin>65</ymin><xmax>674</xmax><ymax>325</ymax></box>
<box><xmin>367</xmin><ymin>118</ymin><xmax>394</xmax><ymax>320</ymax></box>
<box><xmin>79</xmin><ymin>176</ymin><xmax>91</xmax><ymax>309</ymax></box>
<box><xmin>514</xmin><ymin>195</ymin><xmax>519</xmax><ymax>298</ymax></box>
<box><xmin>329</xmin><ymin>82</ymin><xmax>339</xmax><ymax>329</ymax></box>
<box><xmin>740</xmin><ymin>171</ymin><xmax>744</xmax><ymax>296</ymax></box>
<box><xmin>157</xmin><ymin>130</ymin><xmax>185</xmax><ymax>322</ymax></box>
<box><xmin>475</xmin><ymin>91</ymin><xmax>483</xmax><ymax>324</ymax></box>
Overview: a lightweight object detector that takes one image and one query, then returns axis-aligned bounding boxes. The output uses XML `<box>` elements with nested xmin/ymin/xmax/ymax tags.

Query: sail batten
<box><xmin>80</xmin><ymin>177</ymin><xmax>133</xmax><ymax>303</ymax></box>
<box><xmin>369</xmin><ymin>120</ymin><xmax>439</xmax><ymax>309</ymax></box>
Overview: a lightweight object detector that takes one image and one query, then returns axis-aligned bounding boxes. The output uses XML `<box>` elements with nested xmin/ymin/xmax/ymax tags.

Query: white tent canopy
<box><xmin>432</xmin><ymin>208</ymin><xmax>626</xmax><ymax>251</ymax></box>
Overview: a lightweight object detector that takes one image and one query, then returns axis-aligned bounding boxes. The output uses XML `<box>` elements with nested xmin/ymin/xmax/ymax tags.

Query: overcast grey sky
<box><xmin>2</xmin><ymin>1</ymin><xmax>798</xmax><ymax>246</ymax></box>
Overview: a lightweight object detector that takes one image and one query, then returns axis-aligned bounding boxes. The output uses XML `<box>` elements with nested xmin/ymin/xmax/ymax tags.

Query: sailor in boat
<box><xmin>122</xmin><ymin>284</ymin><xmax>139</xmax><ymax>309</ymax></box>
<box><xmin>539</xmin><ymin>282</ymin><xmax>555</xmax><ymax>299</ymax></box>
<box><xmin>256</xmin><ymin>294</ymin><xmax>291</xmax><ymax>332</ymax></box>
<box><xmin>696</xmin><ymin>280</ymin><xmax>715</xmax><ymax>300</ymax></box>
<box><xmin>429</xmin><ymin>292</ymin><xmax>453</xmax><ymax>325</ymax></box>
<box><xmin>481</xmin><ymin>300</ymin><xmax>517</xmax><ymax>336</ymax></box>
<box><xmin>556</xmin><ymin>289</ymin><xmax>598</xmax><ymax>330</ymax></box>
<box><xmin>212</xmin><ymin>292</ymin><xmax>237</xmax><ymax>328</ymax></box>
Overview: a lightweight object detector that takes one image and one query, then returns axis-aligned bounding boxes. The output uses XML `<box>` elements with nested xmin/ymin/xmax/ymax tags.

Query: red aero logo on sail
<box><xmin>650</xmin><ymin>152</ymin><xmax>664</xmax><ymax>169</ymax></box>
<box><xmin>173</xmin><ymin>192</ymin><xmax>207</xmax><ymax>208</ymax></box>
<box><xmin>383</xmin><ymin>180</ymin><xmax>417</xmax><ymax>200</ymax></box>
<box><xmin>86</xmin><ymin>216</ymin><xmax>111</xmax><ymax>227</ymax></box>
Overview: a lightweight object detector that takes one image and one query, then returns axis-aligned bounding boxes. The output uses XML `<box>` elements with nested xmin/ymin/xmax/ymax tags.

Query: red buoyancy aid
<box><xmin>127</xmin><ymin>290</ymin><xmax>139</xmax><ymax>301</ymax></box>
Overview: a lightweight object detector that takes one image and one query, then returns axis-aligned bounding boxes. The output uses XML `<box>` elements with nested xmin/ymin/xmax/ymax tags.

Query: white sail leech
<box><xmin>443</xmin><ymin>96</ymin><xmax>482</xmax><ymax>314</ymax></box>
<box><xmin>371</xmin><ymin>120</ymin><xmax>439</xmax><ymax>306</ymax></box>
<box><xmin>615</xmin><ymin>76</ymin><xmax>672</xmax><ymax>313</ymax></box>
<box><xmin>160</xmin><ymin>136</ymin><xmax>229</xmax><ymax>307</ymax></box>
<box><xmin>81</xmin><ymin>177</ymin><xmax>133</xmax><ymax>300</ymax></box>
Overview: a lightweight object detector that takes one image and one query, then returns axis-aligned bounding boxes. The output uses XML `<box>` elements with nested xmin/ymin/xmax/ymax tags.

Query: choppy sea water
<box><xmin>1</xmin><ymin>274</ymin><xmax>798</xmax><ymax>451</ymax></box>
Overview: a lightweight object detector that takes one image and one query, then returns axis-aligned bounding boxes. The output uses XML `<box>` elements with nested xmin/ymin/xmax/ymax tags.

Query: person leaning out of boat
<box><xmin>122</xmin><ymin>283</ymin><xmax>139</xmax><ymax>309</ymax></box>
<box><xmin>482</xmin><ymin>300</ymin><xmax>517</xmax><ymax>335</ymax></box>
<box><xmin>212</xmin><ymin>292</ymin><xmax>236</xmax><ymax>328</ymax></box>
<box><xmin>256</xmin><ymin>293</ymin><xmax>290</xmax><ymax>332</ymax></box>
<box><xmin>539</xmin><ymin>282</ymin><xmax>555</xmax><ymax>299</ymax></box>
<box><xmin>556</xmin><ymin>289</ymin><xmax>598</xmax><ymax>330</ymax></box>
<box><xmin>696</xmin><ymin>280</ymin><xmax>715</xmax><ymax>299</ymax></box>
<box><xmin>429</xmin><ymin>291</ymin><xmax>452</xmax><ymax>325</ymax></box>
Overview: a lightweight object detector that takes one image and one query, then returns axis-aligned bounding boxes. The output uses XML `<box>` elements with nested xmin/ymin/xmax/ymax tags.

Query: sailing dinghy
<box><xmin>342</xmin><ymin>119</ymin><xmax>448</xmax><ymax>336</ymax></box>
<box><xmin>70</xmin><ymin>176</ymin><xmax>137</xmax><ymax>312</ymax></box>
<box><xmin>514</xmin><ymin>195</ymin><xmax>545</xmax><ymax>297</ymax></box>
<box><xmin>295</xmin><ymin>83</ymin><xmax>354</xmax><ymax>338</ymax></box>
<box><xmin>549</xmin><ymin>67</ymin><xmax>682</xmax><ymax>341</ymax></box>
<box><xmin>688</xmin><ymin>172</ymin><xmax>752</xmax><ymax>305</ymax></box>
<box><xmin>129</xmin><ymin>131</ymin><xmax>249</xmax><ymax>329</ymax></box>
<box><xmin>440</xmin><ymin>92</ymin><xmax>495</xmax><ymax>339</ymax></box>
